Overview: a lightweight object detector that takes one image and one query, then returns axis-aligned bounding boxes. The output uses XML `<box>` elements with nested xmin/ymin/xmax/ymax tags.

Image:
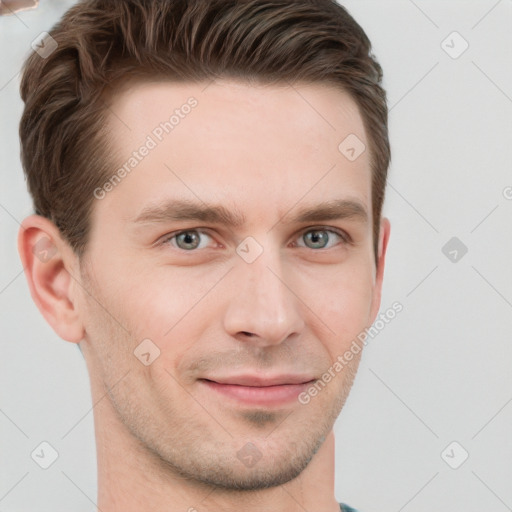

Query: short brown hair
<box><xmin>20</xmin><ymin>0</ymin><xmax>390</xmax><ymax>260</ymax></box>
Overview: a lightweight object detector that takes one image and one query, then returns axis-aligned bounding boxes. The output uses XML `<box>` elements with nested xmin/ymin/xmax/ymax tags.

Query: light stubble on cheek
<box><xmin>77</xmin><ymin>259</ymin><xmax>139</xmax><ymax>385</ymax></box>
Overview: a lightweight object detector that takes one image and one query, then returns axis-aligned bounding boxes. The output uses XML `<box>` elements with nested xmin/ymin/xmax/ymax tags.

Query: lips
<box><xmin>202</xmin><ymin>374</ymin><xmax>316</xmax><ymax>387</ymax></box>
<box><xmin>199</xmin><ymin>374</ymin><xmax>317</xmax><ymax>406</ymax></box>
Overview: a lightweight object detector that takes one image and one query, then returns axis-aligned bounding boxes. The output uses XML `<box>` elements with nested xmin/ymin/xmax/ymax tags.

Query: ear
<box><xmin>369</xmin><ymin>217</ymin><xmax>391</xmax><ymax>324</ymax></box>
<box><xmin>17</xmin><ymin>214</ymin><xmax>85</xmax><ymax>343</ymax></box>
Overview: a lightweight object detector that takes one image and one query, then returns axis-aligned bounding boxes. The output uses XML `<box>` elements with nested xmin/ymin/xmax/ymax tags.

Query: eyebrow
<box><xmin>132</xmin><ymin>198</ymin><xmax>368</xmax><ymax>227</ymax></box>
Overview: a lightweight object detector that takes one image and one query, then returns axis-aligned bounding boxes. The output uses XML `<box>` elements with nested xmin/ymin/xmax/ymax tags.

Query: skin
<box><xmin>18</xmin><ymin>79</ymin><xmax>390</xmax><ymax>512</ymax></box>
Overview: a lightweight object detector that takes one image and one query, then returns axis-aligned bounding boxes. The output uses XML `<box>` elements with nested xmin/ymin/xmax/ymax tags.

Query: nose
<box><xmin>222</xmin><ymin>243</ymin><xmax>306</xmax><ymax>347</ymax></box>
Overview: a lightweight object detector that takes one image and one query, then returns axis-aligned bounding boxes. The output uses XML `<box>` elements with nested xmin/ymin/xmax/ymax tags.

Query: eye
<box><xmin>160</xmin><ymin>227</ymin><xmax>350</xmax><ymax>252</ymax></box>
<box><xmin>162</xmin><ymin>229</ymin><xmax>214</xmax><ymax>251</ymax></box>
<box><xmin>294</xmin><ymin>228</ymin><xmax>349</xmax><ymax>250</ymax></box>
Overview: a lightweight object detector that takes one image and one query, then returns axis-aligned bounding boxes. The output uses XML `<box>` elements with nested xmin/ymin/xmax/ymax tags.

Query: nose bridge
<box><xmin>223</xmin><ymin>236</ymin><xmax>305</xmax><ymax>345</ymax></box>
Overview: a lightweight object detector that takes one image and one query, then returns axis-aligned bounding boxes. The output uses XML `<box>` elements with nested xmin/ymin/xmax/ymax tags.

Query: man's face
<box><xmin>76</xmin><ymin>79</ymin><xmax>386</xmax><ymax>489</ymax></box>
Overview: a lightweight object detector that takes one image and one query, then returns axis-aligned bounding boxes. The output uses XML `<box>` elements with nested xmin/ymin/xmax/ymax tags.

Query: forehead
<box><xmin>107</xmin><ymin>79</ymin><xmax>366</xmax><ymax>148</ymax></box>
<box><xmin>97</xmin><ymin>79</ymin><xmax>372</xmax><ymax>227</ymax></box>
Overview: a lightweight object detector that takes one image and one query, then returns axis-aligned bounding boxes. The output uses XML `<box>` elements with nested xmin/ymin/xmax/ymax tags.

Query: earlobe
<box><xmin>17</xmin><ymin>215</ymin><xmax>85</xmax><ymax>344</ymax></box>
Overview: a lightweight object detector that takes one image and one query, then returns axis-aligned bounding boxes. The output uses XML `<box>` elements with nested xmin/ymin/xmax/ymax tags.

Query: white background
<box><xmin>1</xmin><ymin>1</ymin><xmax>511</xmax><ymax>511</ymax></box>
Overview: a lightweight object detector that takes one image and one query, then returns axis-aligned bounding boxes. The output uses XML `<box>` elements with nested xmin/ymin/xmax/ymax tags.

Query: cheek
<box><xmin>113</xmin><ymin>267</ymin><xmax>224</xmax><ymax>357</ymax></box>
<box><xmin>303</xmin><ymin>262</ymin><xmax>375</xmax><ymax>348</ymax></box>
<box><xmin>95</xmin><ymin>247</ymin><xmax>375</xmax><ymax>364</ymax></box>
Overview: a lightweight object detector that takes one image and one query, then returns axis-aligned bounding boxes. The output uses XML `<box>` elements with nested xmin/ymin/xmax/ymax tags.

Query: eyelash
<box><xmin>159</xmin><ymin>226</ymin><xmax>352</xmax><ymax>251</ymax></box>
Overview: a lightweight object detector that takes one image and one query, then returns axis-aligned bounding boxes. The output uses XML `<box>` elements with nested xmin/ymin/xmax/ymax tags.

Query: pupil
<box><xmin>308</xmin><ymin>230</ymin><xmax>327</xmax><ymax>248</ymax></box>
<box><xmin>180</xmin><ymin>232</ymin><xmax>198</xmax><ymax>249</ymax></box>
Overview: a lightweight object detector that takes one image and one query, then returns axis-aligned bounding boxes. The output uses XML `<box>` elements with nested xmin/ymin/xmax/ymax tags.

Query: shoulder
<box><xmin>339</xmin><ymin>503</ymin><xmax>359</xmax><ymax>512</ymax></box>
